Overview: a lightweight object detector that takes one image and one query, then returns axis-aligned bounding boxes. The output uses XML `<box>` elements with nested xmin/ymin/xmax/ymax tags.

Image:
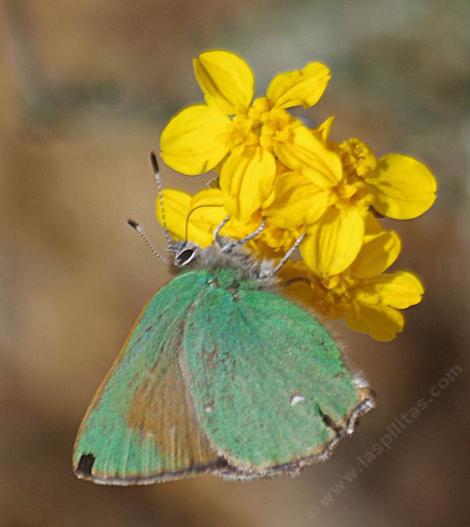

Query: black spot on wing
<box><xmin>76</xmin><ymin>453</ymin><xmax>95</xmax><ymax>477</ymax></box>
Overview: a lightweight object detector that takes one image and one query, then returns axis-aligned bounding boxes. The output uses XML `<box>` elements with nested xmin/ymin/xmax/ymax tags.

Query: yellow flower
<box><xmin>160</xmin><ymin>50</ymin><xmax>338</xmax><ymax>220</ymax></box>
<box><xmin>265</xmin><ymin>131</ymin><xmax>437</xmax><ymax>277</ymax></box>
<box><xmin>155</xmin><ymin>187</ymin><xmax>251</xmax><ymax>247</ymax></box>
<box><xmin>282</xmin><ymin>222</ymin><xmax>424</xmax><ymax>341</ymax></box>
<box><xmin>156</xmin><ymin>49</ymin><xmax>436</xmax><ymax>342</ymax></box>
<box><xmin>253</xmin><ymin>224</ymin><xmax>302</xmax><ymax>257</ymax></box>
<box><xmin>339</xmin><ymin>138</ymin><xmax>437</xmax><ymax>220</ymax></box>
<box><xmin>265</xmin><ymin>166</ymin><xmax>372</xmax><ymax>277</ymax></box>
<box><xmin>155</xmin><ymin>186</ymin><xmax>298</xmax><ymax>257</ymax></box>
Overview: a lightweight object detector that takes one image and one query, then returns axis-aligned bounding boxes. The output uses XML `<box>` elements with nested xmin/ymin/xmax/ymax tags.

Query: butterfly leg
<box><xmin>214</xmin><ymin>216</ymin><xmax>231</xmax><ymax>248</ymax></box>
<box><xmin>260</xmin><ymin>233</ymin><xmax>306</xmax><ymax>278</ymax></box>
<box><xmin>214</xmin><ymin>217</ymin><xmax>266</xmax><ymax>252</ymax></box>
<box><xmin>235</xmin><ymin>220</ymin><xmax>266</xmax><ymax>245</ymax></box>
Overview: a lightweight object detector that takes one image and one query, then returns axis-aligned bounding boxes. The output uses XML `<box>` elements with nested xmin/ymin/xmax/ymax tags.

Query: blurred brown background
<box><xmin>1</xmin><ymin>1</ymin><xmax>469</xmax><ymax>526</ymax></box>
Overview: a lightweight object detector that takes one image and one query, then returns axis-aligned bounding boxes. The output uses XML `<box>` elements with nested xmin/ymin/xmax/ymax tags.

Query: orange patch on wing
<box><xmin>128</xmin><ymin>357</ymin><xmax>218</xmax><ymax>469</ymax></box>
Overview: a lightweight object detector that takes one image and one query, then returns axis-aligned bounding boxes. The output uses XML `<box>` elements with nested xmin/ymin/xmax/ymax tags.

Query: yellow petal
<box><xmin>264</xmin><ymin>171</ymin><xmax>328</xmax><ymax>228</ymax></box>
<box><xmin>346</xmin><ymin>302</ymin><xmax>404</xmax><ymax>342</ymax></box>
<box><xmin>350</xmin><ymin>230</ymin><xmax>402</xmax><ymax>279</ymax></box>
<box><xmin>364</xmin><ymin>212</ymin><xmax>383</xmax><ymax>235</ymax></box>
<box><xmin>223</xmin><ymin>216</ymin><xmax>260</xmax><ymax>241</ymax></box>
<box><xmin>160</xmin><ymin>105</ymin><xmax>231</xmax><ymax>175</ymax></box>
<box><xmin>366</xmin><ymin>154</ymin><xmax>437</xmax><ymax>219</ymax></box>
<box><xmin>359</xmin><ymin>271</ymin><xmax>424</xmax><ymax>309</ymax></box>
<box><xmin>189</xmin><ymin>188</ymin><xmax>227</xmax><ymax>225</ymax></box>
<box><xmin>301</xmin><ymin>207</ymin><xmax>365</xmax><ymax>276</ymax></box>
<box><xmin>267</xmin><ymin>61</ymin><xmax>330</xmax><ymax>109</ymax></box>
<box><xmin>190</xmin><ymin>188</ymin><xmax>257</xmax><ymax>241</ymax></box>
<box><xmin>193</xmin><ymin>50</ymin><xmax>254</xmax><ymax>114</ymax></box>
<box><xmin>220</xmin><ymin>146</ymin><xmax>276</xmax><ymax>219</ymax></box>
<box><xmin>155</xmin><ymin>188</ymin><xmax>191</xmax><ymax>241</ymax></box>
<box><xmin>313</xmin><ymin>116</ymin><xmax>335</xmax><ymax>143</ymax></box>
<box><xmin>273</xmin><ymin>123</ymin><xmax>342</xmax><ymax>187</ymax></box>
<box><xmin>155</xmin><ymin>188</ymin><xmax>225</xmax><ymax>247</ymax></box>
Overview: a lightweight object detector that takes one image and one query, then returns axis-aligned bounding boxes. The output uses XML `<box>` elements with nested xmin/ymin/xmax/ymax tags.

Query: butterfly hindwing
<box><xmin>182</xmin><ymin>277</ymin><xmax>374</xmax><ymax>478</ymax></box>
<box><xmin>73</xmin><ymin>272</ymin><xmax>220</xmax><ymax>484</ymax></box>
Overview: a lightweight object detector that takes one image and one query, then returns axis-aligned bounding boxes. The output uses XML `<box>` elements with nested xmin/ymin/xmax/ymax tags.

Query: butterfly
<box><xmin>73</xmin><ymin>154</ymin><xmax>375</xmax><ymax>484</ymax></box>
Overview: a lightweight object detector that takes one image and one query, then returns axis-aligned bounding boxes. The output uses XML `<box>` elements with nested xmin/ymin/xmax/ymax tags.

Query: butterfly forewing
<box><xmin>73</xmin><ymin>271</ymin><xmax>221</xmax><ymax>484</ymax></box>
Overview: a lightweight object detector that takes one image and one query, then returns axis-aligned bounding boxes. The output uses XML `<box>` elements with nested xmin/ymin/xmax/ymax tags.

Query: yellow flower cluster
<box><xmin>157</xmin><ymin>50</ymin><xmax>437</xmax><ymax>341</ymax></box>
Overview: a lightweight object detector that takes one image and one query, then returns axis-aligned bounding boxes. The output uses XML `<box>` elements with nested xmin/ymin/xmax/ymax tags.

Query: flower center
<box><xmin>328</xmin><ymin>180</ymin><xmax>374</xmax><ymax>212</ymax></box>
<box><xmin>228</xmin><ymin>97</ymin><xmax>297</xmax><ymax>151</ymax></box>
<box><xmin>339</xmin><ymin>138</ymin><xmax>377</xmax><ymax>178</ymax></box>
<box><xmin>261</xmin><ymin>224</ymin><xmax>300</xmax><ymax>253</ymax></box>
<box><xmin>320</xmin><ymin>274</ymin><xmax>357</xmax><ymax>307</ymax></box>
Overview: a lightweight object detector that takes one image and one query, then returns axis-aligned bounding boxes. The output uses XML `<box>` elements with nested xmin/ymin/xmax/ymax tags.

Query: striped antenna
<box><xmin>127</xmin><ymin>219</ymin><xmax>168</xmax><ymax>264</ymax></box>
<box><xmin>150</xmin><ymin>152</ymin><xmax>173</xmax><ymax>250</ymax></box>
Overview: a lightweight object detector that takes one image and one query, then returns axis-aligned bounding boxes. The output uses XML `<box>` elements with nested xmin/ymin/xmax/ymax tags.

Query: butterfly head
<box><xmin>170</xmin><ymin>241</ymin><xmax>201</xmax><ymax>268</ymax></box>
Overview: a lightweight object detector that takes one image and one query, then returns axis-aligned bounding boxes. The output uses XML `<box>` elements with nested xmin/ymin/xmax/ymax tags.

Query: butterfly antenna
<box><xmin>150</xmin><ymin>152</ymin><xmax>173</xmax><ymax>250</ymax></box>
<box><xmin>127</xmin><ymin>219</ymin><xmax>168</xmax><ymax>264</ymax></box>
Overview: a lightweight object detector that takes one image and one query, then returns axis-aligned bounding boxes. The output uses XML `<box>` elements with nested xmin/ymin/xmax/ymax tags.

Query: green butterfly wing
<box><xmin>183</xmin><ymin>277</ymin><xmax>374</xmax><ymax>478</ymax></box>
<box><xmin>73</xmin><ymin>271</ymin><xmax>221</xmax><ymax>484</ymax></box>
<box><xmin>74</xmin><ymin>266</ymin><xmax>374</xmax><ymax>483</ymax></box>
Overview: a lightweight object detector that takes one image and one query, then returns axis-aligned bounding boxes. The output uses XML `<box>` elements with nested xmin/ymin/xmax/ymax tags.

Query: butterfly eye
<box><xmin>175</xmin><ymin>247</ymin><xmax>199</xmax><ymax>267</ymax></box>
